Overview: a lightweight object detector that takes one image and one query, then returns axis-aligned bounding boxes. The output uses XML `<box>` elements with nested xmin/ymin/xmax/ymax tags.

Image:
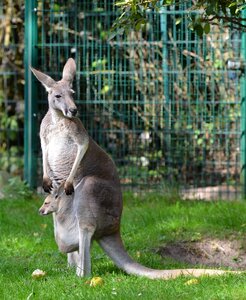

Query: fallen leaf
<box><xmin>31</xmin><ymin>269</ymin><xmax>46</xmax><ymax>279</ymax></box>
<box><xmin>89</xmin><ymin>276</ymin><xmax>104</xmax><ymax>287</ymax></box>
<box><xmin>184</xmin><ymin>278</ymin><xmax>199</xmax><ymax>286</ymax></box>
<box><xmin>40</xmin><ymin>223</ymin><xmax>47</xmax><ymax>229</ymax></box>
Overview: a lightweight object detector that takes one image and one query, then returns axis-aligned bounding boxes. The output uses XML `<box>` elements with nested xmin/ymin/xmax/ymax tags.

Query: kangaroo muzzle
<box><xmin>39</xmin><ymin>207</ymin><xmax>48</xmax><ymax>215</ymax></box>
<box><xmin>69</xmin><ymin>107</ymin><xmax>78</xmax><ymax>117</ymax></box>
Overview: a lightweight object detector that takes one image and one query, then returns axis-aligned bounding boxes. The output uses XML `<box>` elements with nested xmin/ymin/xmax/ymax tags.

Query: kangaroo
<box><xmin>34</xmin><ymin>58</ymin><xmax>233</xmax><ymax>279</ymax></box>
<box><xmin>39</xmin><ymin>184</ymin><xmax>231</xmax><ymax>279</ymax></box>
<box><xmin>31</xmin><ymin>58</ymin><xmax>89</xmax><ymax>195</ymax></box>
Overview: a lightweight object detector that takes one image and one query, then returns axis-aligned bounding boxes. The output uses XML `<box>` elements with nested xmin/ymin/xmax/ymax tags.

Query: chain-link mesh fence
<box><xmin>1</xmin><ymin>1</ymin><xmax>244</xmax><ymax>199</ymax></box>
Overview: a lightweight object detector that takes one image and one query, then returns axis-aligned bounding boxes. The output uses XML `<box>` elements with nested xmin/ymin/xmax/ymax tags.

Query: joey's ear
<box><xmin>62</xmin><ymin>58</ymin><xmax>76</xmax><ymax>86</ymax></box>
<box><xmin>30</xmin><ymin>67</ymin><xmax>56</xmax><ymax>92</ymax></box>
<box><xmin>55</xmin><ymin>182</ymin><xmax>65</xmax><ymax>198</ymax></box>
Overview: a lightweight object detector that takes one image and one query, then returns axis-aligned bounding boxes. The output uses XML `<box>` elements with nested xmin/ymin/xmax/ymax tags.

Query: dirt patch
<box><xmin>181</xmin><ymin>186</ymin><xmax>239</xmax><ymax>200</ymax></box>
<box><xmin>157</xmin><ymin>238</ymin><xmax>246</xmax><ymax>269</ymax></box>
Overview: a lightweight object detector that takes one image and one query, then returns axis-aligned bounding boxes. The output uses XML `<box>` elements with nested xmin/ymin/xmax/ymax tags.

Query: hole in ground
<box><xmin>157</xmin><ymin>238</ymin><xmax>246</xmax><ymax>269</ymax></box>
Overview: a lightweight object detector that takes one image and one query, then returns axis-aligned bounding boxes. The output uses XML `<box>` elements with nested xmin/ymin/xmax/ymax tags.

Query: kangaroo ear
<box><xmin>55</xmin><ymin>182</ymin><xmax>65</xmax><ymax>199</ymax></box>
<box><xmin>30</xmin><ymin>67</ymin><xmax>56</xmax><ymax>92</ymax></box>
<box><xmin>62</xmin><ymin>58</ymin><xmax>76</xmax><ymax>86</ymax></box>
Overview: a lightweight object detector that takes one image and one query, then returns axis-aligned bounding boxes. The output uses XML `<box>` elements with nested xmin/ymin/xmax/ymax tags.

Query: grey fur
<box><xmin>31</xmin><ymin>58</ymin><xmax>89</xmax><ymax>194</ymax></box>
<box><xmin>37</xmin><ymin>59</ymin><xmax>237</xmax><ymax>279</ymax></box>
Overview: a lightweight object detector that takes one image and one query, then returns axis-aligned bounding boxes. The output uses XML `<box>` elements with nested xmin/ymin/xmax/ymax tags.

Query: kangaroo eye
<box><xmin>55</xmin><ymin>94</ymin><xmax>61</xmax><ymax>98</ymax></box>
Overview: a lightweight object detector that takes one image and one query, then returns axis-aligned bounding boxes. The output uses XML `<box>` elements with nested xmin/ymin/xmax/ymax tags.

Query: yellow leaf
<box><xmin>184</xmin><ymin>279</ymin><xmax>199</xmax><ymax>286</ymax></box>
<box><xmin>89</xmin><ymin>277</ymin><xmax>104</xmax><ymax>287</ymax></box>
<box><xmin>31</xmin><ymin>269</ymin><xmax>46</xmax><ymax>279</ymax></box>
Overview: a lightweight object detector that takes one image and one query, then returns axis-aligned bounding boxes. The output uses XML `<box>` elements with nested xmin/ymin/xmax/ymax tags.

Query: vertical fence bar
<box><xmin>241</xmin><ymin>10</ymin><xmax>246</xmax><ymax>199</ymax></box>
<box><xmin>160</xmin><ymin>6</ymin><xmax>171</xmax><ymax>173</ymax></box>
<box><xmin>24</xmin><ymin>0</ymin><xmax>38</xmax><ymax>188</ymax></box>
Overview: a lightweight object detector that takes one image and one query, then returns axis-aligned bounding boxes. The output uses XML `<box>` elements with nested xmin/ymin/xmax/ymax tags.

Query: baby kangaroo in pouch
<box><xmin>35</xmin><ymin>58</ymin><xmax>237</xmax><ymax>279</ymax></box>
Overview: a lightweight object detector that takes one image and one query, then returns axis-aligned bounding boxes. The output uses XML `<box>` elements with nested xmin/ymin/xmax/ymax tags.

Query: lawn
<box><xmin>0</xmin><ymin>180</ymin><xmax>246</xmax><ymax>300</ymax></box>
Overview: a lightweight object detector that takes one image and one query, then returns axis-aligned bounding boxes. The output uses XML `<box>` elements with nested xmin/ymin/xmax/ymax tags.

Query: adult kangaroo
<box><xmin>31</xmin><ymin>59</ymin><xmax>89</xmax><ymax>195</ymax></box>
<box><xmin>34</xmin><ymin>58</ymin><xmax>229</xmax><ymax>279</ymax></box>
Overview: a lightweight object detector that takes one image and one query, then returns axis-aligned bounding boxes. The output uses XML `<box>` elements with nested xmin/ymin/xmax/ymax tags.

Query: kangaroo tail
<box><xmin>98</xmin><ymin>232</ymin><xmax>236</xmax><ymax>279</ymax></box>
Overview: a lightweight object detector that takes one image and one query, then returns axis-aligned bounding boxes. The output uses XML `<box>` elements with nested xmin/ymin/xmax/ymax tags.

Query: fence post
<box><xmin>160</xmin><ymin>5</ymin><xmax>171</xmax><ymax>168</ymax></box>
<box><xmin>24</xmin><ymin>0</ymin><xmax>38</xmax><ymax>188</ymax></box>
<box><xmin>241</xmin><ymin>10</ymin><xmax>246</xmax><ymax>199</ymax></box>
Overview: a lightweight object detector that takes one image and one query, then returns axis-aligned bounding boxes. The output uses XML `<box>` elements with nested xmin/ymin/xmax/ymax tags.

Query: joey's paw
<box><xmin>42</xmin><ymin>177</ymin><xmax>53</xmax><ymax>193</ymax></box>
<box><xmin>64</xmin><ymin>181</ymin><xmax>74</xmax><ymax>195</ymax></box>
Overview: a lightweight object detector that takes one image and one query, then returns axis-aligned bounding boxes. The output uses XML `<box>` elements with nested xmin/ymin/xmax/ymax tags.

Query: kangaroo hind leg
<box><xmin>76</xmin><ymin>226</ymin><xmax>95</xmax><ymax>277</ymax></box>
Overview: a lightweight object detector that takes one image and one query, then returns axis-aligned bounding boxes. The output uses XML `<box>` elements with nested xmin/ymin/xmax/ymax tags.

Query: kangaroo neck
<box><xmin>49</xmin><ymin>108</ymin><xmax>65</xmax><ymax>124</ymax></box>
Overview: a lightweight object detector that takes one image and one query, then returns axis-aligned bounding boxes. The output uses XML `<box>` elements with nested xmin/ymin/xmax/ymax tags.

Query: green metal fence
<box><xmin>0</xmin><ymin>1</ymin><xmax>24</xmax><ymax>178</ymax></box>
<box><xmin>23</xmin><ymin>0</ymin><xmax>244</xmax><ymax>199</ymax></box>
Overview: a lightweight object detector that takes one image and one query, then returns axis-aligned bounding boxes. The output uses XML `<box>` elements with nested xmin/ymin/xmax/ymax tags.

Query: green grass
<box><xmin>0</xmin><ymin>183</ymin><xmax>246</xmax><ymax>300</ymax></box>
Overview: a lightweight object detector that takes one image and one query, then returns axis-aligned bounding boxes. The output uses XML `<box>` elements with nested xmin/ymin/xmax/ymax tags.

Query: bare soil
<box><xmin>157</xmin><ymin>238</ymin><xmax>246</xmax><ymax>269</ymax></box>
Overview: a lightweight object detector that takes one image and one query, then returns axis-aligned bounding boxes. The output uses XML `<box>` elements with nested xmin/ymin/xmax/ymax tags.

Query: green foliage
<box><xmin>0</xmin><ymin>0</ymin><xmax>25</xmax><ymax>176</ymax></box>
<box><xmin>110</xmin><ymin>14</ymin><xmax>240</xmax><ymax>187</ymax></box>
<box><xmin>0</xmin><ymin>146</ymin><xmax>24</xmax><ymax>174</ymax></box>
<box><xmin>112</xmin><ymin>0</ymin><xmax>246</xmax><ymax>37</ymax></box>
<box><xmin>2</xmin><ymin>176</ymin><xmax>36</xmax><ymax>200</ymax></box>
<box><xmin>0</xmin><ymin>99</ymin><xmax>23</xmax><ymax>174</ymax></box>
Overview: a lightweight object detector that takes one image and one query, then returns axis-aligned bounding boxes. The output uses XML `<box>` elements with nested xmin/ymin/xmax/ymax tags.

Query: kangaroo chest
<box><xmin>41</xmin><ymin>121</ymin><xmax>77</xmax><ymax>177</ymax></box>
<box><xmin>44</xmin><ymin>121</ymin><xmax>76</xmax><ymax>154</ymax></box>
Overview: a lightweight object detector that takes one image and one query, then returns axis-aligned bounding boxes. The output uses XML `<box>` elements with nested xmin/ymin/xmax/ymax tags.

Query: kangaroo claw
<box><xmin>64</xmin><ymin>181</ymin><xmax>74</xmax><ymax>195</ymax></box>
<box><xmin>42</xmin><ymin>177</ymin><xmax>53</xmax><ymax>193</ymax></box>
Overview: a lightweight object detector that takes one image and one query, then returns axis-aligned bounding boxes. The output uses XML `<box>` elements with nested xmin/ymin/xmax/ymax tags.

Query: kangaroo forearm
<box><xmin>66</xmin><ymin>141</ymin><xmax>89</xmax><ymax>183</ymax></box>
<box><xmin>42</xmin><ymin>152</ymin><xmax>49</xmax><ymax>178</ymax></box>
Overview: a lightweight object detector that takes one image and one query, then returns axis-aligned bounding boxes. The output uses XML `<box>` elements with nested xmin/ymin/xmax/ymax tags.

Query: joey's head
<box><xmin>39</xmin><ymin>183</ymin><xmax>65</xmax><ymax>216</ymax></box>
<box><xmin>31</xmin><ymin>58</ymin><xmax>78</xmax><ymax>118</ymax></box>
<box><xmin>39</xmin><ymin>194</ymin><xmax>59</xmax><ymax>215</ymax></box>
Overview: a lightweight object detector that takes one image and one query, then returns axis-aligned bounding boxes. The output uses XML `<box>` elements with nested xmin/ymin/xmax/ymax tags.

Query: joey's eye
<box><xmin>55</xmin><ymin>94</ymin><xmax>61</xmax><ymax>99</ymax></box>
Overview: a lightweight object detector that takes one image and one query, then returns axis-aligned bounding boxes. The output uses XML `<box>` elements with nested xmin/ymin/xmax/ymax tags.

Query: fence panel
<box><xmin>0</xmin><ymin>1</ymin><xmax>25</xmax><ymax>179</ymax></box>
<box><xmin>23</xmin><ymin>1</ymin><xmax>243</xmax><ymax>199</ymax></box>
<box><xmin>163</xmin><ymin>6</ymin><xmax>242</xmax><ymax>199</ymax></box>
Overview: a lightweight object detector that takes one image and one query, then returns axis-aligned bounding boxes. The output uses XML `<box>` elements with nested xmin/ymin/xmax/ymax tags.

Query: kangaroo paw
<box><xmin>42</xmin><ymin>177</ymin><xmax>53</xmax><ymax>193</ymax></box>
<box><xmin>64</xmin><ymin>181</ymin><xmax>74</xmax><ymax>195</ymax></box>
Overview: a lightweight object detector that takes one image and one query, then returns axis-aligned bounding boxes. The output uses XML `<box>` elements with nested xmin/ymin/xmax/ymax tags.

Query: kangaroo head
<box><xmin>39</xmin><ymin>182</ymin><xmax>65</xmax><ymax>215</ymax></box>
<box><xmin>39</xmin><ymin>194</ymin><xmax>58</xmax><ymax>215</ymax></box>
<box><xmin>31</xmin><ymin>58</ymin><xmax>78</xmax><ymax>118</ymax></box>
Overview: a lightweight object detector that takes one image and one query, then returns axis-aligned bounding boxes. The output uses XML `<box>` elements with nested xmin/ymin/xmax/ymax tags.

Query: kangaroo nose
<box><xmin>39</xmin><ymin>208</ymin><xmax>44</xmax><ymax>215</ymax></box>
<box><xmin>69</xmin><ymin>108</ymin><xmax>77</xmax><ymax>116</ymax></box>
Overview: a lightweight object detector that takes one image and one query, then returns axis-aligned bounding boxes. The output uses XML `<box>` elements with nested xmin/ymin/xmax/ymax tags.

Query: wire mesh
<box><xmin>0</xmin><ymin>1</ymin><xmax>24</xmax><ymax>177</ymax></box>
<box><xmin>29</xmin><ymin>1</ymin><xmax>242</xmax><ymax>199</ymax></box>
